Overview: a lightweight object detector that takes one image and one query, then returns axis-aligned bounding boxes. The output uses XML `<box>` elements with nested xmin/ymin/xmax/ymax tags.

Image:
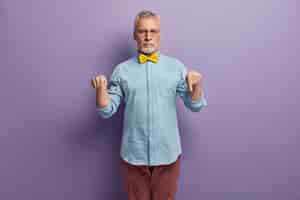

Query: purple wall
<box><xmin>1</xmin><ymin>0</ymin><xmax>299</xmax><ymax>199</ymax></box>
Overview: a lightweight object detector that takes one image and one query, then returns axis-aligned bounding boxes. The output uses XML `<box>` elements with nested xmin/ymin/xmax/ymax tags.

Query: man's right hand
<box><xmin>91</xmin><ymin>75</ymin><xmax>107</xmax><ymax>90</ymax></box>
<box><xmin>91</xmin><ymin>74</ymin><xmax>110</xmax><ymax>108</ymax></box>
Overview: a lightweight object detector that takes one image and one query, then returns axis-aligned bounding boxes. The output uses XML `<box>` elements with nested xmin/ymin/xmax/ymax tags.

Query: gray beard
<box><xmin>140</xmin><ymin>47</ymin><xmax>155</xmax><ymax>54</ymax></box>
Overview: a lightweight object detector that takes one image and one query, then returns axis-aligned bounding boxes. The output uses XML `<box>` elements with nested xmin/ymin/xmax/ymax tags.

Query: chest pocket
<box><xmin>157</xmin><ymin>76</ymin><xmax>177</xmax><ymax>97</ymax></box>
<box><xmin>121</xmin><ymin>77</ymin><xmax>147</xmax><ymax>98</ymax></box>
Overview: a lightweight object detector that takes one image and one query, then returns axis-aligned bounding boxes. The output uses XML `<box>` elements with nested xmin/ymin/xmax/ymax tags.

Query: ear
<box><xmin>133</xmin><ymin>31</ymin><xmax>137</xmax><ymax>41</ymax></box>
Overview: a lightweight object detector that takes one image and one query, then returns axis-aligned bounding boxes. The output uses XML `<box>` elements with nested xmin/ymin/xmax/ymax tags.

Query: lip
<box><xmin>143</xmin><ymin>43</ymin><xmax>154</xmax><ymax>47</ymax></box>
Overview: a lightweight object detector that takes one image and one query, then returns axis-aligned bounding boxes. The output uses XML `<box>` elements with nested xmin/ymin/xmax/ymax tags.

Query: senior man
<box><xmin>91</xmin><ymin>10</ymin><xmax>207</xmax><ymax>200</ymax></box>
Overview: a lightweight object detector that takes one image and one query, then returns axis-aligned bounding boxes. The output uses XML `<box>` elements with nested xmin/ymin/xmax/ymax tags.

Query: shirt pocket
<box><xmin>158</xmin><ymin>78</ymin><xmax>176</xmax><ymax>97</ymax></box>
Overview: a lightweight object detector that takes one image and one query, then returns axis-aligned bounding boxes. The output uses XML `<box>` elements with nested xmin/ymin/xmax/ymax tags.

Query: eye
<box><xmin>151</xmin><ymin>29</ymin><xmax>160</xmax><ymax>34</ymax></box>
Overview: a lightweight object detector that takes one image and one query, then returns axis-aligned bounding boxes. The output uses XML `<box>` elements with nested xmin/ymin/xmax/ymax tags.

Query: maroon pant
<box><xmin>120</xmin><ymin>154</ymin><xmax>181</xmax><ymax>200</ymax></box>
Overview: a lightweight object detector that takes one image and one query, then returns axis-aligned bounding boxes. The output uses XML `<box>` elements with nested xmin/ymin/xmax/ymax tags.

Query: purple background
<box><xmin>1</xmin><ymin>0</ymin><xmax>299</xmax><ymax>200</ymax></box>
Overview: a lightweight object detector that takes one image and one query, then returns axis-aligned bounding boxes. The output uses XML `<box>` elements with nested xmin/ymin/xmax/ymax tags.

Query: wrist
<box><xmin>191</xmin><ymin>84</ymin><xmax>202</xmax><ymax>100</ymax></box>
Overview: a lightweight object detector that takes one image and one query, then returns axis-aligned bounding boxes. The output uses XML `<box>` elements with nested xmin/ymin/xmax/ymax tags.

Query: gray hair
<box><xmin>133</xmin><ymin>10</ymin><xmax>160</xmax><ymax>33</ymax></box>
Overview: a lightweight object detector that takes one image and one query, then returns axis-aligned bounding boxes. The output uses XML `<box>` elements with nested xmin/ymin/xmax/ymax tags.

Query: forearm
<box><xmin>96</xmin><ymin>87</ymin><xmax>110</xmax><ymax>108</ymax></box>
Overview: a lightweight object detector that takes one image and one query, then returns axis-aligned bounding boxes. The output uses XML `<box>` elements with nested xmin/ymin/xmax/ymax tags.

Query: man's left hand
<box><xmin>186</xmin><ymin>69</ymin><xmax>203</xmax><ymax>100</ymax></box>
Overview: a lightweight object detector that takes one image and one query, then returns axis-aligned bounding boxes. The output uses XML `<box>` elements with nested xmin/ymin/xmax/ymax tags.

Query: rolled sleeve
<box><xmin>185</xmin><ymin>88</ymin><xmax>208</xmax><ymax>112</ymax></box>
<box><xmin>96</xmin><ymin>101</ymin><xmax>113</xmax><ymax>118</ymax></box>
<box><xmin>176</xmin><ymin>62</ymin><xmax>208</xmax><ymax>112</ymax></box>
<box><xmin>96</xmin><ymin>66</ymin><xmax>124</xmax><ymax>119</ymax></box>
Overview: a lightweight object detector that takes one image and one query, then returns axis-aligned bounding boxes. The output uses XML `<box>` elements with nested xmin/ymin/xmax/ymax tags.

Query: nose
<box><xmin>145</xmin><ymin>31</ymin><xmax>151</xmax><ymax>41</ymax></box>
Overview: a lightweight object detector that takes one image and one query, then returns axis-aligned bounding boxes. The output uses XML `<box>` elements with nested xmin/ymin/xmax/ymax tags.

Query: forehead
<box><xmin>136</xmin><ymin>17</ymin><xmax>160</xmax><ymax>30</ymax></box>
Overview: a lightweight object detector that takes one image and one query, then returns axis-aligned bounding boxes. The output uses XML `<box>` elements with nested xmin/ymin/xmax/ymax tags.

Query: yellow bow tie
<box><xmin>138</xmin><ymin>52</ymin><xmax>159</xmax><ymax>64</ymax></box>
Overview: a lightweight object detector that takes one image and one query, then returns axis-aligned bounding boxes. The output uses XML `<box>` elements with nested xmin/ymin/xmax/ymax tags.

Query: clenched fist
<box><xmin>186</xmin><ymin>70</ymin><xmax>202</xmax><ymax>92</ymax></box>
<box><xmin>186</xmin><ymin>69</ymin><xmax>203</xmax><ymax>101</ymax></box>
<box><xmin>91</xmin><ymin>74</ymin><xmax>110</xmax><ymax>108</ymax></box>
<box><xmin>91</xmin><ymin>75</ymin><xmax>107</xmax><ymax>90</ymax></box>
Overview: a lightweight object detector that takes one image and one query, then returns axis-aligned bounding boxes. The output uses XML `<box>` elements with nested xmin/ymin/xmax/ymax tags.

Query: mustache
<box><xmin>143</xmin><ymin>42</ymin><xmax>154</xmax><ymax>45</ymax></box>
<box><xmin>142</xmin><ymin>43</ymin><xmax>155</xmax><ymax>46</ymax></box>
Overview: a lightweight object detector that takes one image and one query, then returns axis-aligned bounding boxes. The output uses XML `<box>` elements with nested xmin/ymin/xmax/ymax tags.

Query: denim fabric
<box><xmin>96</xmin><ymin>51</ymin><xmax>207</xmax><ymax>165</ymax></box>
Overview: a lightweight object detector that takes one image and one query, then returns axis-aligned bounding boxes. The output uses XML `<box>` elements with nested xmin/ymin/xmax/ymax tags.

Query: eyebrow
<box><xmin>137</xmin><ymin>28</ymin><xmax>160</xmax><ymax>32</ymax></box>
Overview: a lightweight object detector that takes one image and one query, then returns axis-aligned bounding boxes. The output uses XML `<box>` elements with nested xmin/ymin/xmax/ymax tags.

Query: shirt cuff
<box><xmin>96</xmin><ymin>101</ymin><xmax>111</xmax><ymax>113</ymax></box>
<box><xmin>189</xmin><ymin>91</ymin><xmax>208</xmax><ymax>105</ymax></box>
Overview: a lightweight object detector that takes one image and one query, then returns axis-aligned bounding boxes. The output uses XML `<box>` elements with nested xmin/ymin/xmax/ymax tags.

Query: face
<box><xmin>134</xmin><ymin>17</ymin><xmax>160</xmax><ymax>55</ymax></box>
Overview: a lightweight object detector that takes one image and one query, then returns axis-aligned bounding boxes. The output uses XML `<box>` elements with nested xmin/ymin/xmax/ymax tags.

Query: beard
<box><xmin>140</xmin><ymin>46</ymin><xmax>156</xmax><ymax>54</ymax></box>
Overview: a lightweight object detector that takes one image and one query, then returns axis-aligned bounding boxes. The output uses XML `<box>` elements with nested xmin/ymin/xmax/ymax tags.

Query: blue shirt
<box><xmin>96</xmin><ymin>51</ymin><xmax>208</xmax><ymax>166</ymax></box>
